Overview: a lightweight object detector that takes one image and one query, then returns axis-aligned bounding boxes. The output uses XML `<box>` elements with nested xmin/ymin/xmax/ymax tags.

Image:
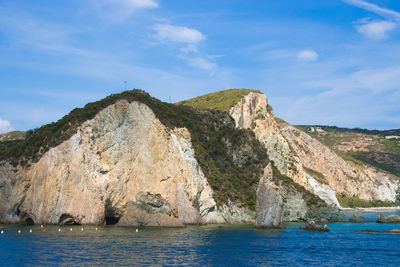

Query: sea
<box><xmin>1</xmin><ymin>211</ymin><xmax>400</xmax><ymax>266</ymax></box>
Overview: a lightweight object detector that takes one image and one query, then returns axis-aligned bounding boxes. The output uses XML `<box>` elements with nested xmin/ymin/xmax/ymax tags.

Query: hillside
<box><xmin>181</xmin><ymin>89</ymin><xmax>399</xmax><ymax>209</ymax></box>
<box><xmin>178</xmin><ymin>89</ymin><xmax>262</xmax><ymax>112</ymax></box>
<box><xmin>0</xmin><ymin>131</ymin><xmax>25</xmax><ymax>142</ymax></box>
<box><xmin>0</xmin><ymin>90</ymin><xmax>270</xmax><ymax>211</ymax></box>
<box><xmin>297</xmin><ymin>126</ymin><xmax>400</xmax><ymax>177</ymax></box>
<box><xmin>0</xmin><ymin>89</ymin><xmax>341</xmax><ymax>226</ymax></box>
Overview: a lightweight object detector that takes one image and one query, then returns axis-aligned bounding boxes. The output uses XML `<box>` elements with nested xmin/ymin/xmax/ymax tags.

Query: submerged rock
<box><xmin>356</xmin><ymin>229</ymin><xmax>400</xmax><ymax>234</ymax></box>
<box><xmin>255</xmin><ymin>164</ymin><xmax>284</xmax><ymax>229</ymax></box>
<box><xmin>299</xmin><ymin>220</ymin><xmax>330</xmax><ymax>232</ymax></box>
<box><xmin>349</xmin><ymin>212</ymin><xmax>369</xmax><ymax>223</ymax></box>
<box><xmin>377</xmin><ymin>214</ymin><xmax>400</xmax><ymax>223</ymax></box>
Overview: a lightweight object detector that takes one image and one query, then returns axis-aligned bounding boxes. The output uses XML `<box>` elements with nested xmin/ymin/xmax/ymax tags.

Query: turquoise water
<box><xmin>1</xmin><ymin>212</ymin><xmax>400</xmax><ymax>266</ymax></box>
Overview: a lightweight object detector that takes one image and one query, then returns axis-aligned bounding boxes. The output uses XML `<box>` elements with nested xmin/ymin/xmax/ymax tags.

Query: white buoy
<box><xmin>18</xmin><ymin>230</ymin><xmax>21</xmax><ymax>234</ymax></box>
<box><xmin>70</xmin><ymin>228</ymin><xmax>72</xmax><ymax>232</ymax></box>
<box><xmin>136</xmin><ymin>229</ymin><xmax>138</xmax><ymax>233</ymax></box>
<box><xmin>30</xmin><ymin>229</ymin><xmax>32</xmax><ymax>233</ymax></box>
<box><xmin>95</xmin><ymin>227</ymin><xmax>98</xmax><ymax>231</ymax></box>
<box><xmin>81</xmin><ymin>228</ymin><xmax>83</xmax><ymax>231</ymax></box>
<box><xmin>58</xmin><ymin>228</ymin><xmax>61</xmax><ymax>232</ymax></box>
<box><xmin>41</xmin><ymin>225</ymin><xmax>43</xmax><ymax>228</ymax></box>
<box><xmin>1</xmin><ymin>230</ymin><xmax>3</xmax><ymax>234</ymax></box>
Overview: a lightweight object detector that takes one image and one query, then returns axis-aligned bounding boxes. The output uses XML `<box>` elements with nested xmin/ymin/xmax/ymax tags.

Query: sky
<box><xmin>1</xmin><ymin>0</ymin><xmax>400</xmax><ymax>133</ymax></box>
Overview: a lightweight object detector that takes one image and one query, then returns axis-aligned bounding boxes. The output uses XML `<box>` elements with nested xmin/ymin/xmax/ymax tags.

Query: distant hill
<box><xmin>178</xmin><ymin>89</ymin><xmax>261</xmax><ymax>112</ymax></box>
<box><xmin>0</xmin><ymin>131</ymin><xmax>25</xmax><ymax>142</ymax></box>
<box><xmin>297</xmin><ymin>125</ymin><xmax>400</xmax><ymax>176</ymax></box>
<box><xmin>0</xmin><ymin>131</ymin><xmax>25</xmax><ymax>152</ymax></box>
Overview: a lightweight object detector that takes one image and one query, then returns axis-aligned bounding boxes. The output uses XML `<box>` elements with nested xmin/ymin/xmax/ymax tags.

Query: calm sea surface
<box><xmin>1</xmin><ymin>212</ymin><xmax>400</xmax><ymax>266</ymax></box>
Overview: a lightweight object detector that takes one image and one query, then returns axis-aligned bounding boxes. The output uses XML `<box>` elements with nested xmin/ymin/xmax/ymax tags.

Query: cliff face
<box><xmin>0</xmin><ymin>100</ymin><xmax>253</xmax><ymax>225</ymax></box>
<box><xmin>229</xmin><ymin>92</ymin><xmax>399</xmax><ymax>205</ymax></box>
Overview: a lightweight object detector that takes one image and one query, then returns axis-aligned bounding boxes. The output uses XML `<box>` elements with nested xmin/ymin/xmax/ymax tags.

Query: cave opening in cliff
<box><xmin>104</xmin><ymin>198</ymin><xmax>121</xmax><ymax>225</ymax></box>
<box><xmin>59</xmin><ymin>213</ymin><xmax>80</xmax><ymax>225</ymax></box>
<box><xmin>25</xmin><ymin>218</ymin><xmax>34</xmax><ymax>225</ymax></box>
<box><xmin>105</xmin><ymin>216</ymin><xmax>120</xmax><ymax>225</ymax></box>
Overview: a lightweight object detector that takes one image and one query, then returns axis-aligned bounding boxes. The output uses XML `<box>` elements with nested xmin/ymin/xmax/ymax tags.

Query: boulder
<box><xmin>255</xmin><ymin>164</ymin><xmax>284</xmax><ymax>228</ymax></box>
<box><xmin>299</xmin><ymin>220</ymin><xmax>330</xmax><ymax>232</ymax></box>
<box><xmin>349</xmin><ymin>212</ymin><xmax>369</xmax><ymax>223</ymax></box>
<box><xmin>377</xmin><ymin>214</ymin><xmax>400</xmax><ymax>223</ymax></box>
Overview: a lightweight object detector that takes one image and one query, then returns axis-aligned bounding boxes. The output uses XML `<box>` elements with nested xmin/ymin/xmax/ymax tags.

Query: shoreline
<box><xmin>342</xmin><ymin>207</ymin><xmax>400</xmax><ymax>213</ymax></box>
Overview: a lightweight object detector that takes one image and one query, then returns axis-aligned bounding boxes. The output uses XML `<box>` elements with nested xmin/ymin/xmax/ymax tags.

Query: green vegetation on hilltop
<box><xmin>337</xmin><ymin>193</ymin><xmax>398</xmax><ymax>208</ymax></box>
<box><xmin>178</xmin><ymin>89</ymin><xmax>261</xmax><ymax>112</ymax></box>
<box><xmin>0</xmin><ymin>131</ymin><xmax>25</xmax><ymax>142</ymax></box>
<box><xmin>0</xmin><ymin>89</ymin><xmax>269</xmax><ymax>210</ymax></box>
<box><xmin>298</xmin><ymin>125</ymin><xmax>400</xmax><ymax>177</ymax></box>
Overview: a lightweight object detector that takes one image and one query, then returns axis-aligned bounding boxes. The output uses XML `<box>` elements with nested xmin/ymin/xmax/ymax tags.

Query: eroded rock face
<box><xmin>0</xmin><ymin>100</ymin><xmax>250</xmax><ymax>225</ymax></box>
<box><xmin>255</xmin><ymin>164</ymin><xmax>283</xmax><ymax>228</ymax></box>
<box><xmin>229</xmin><ymin>92</ymin><xmax>399</xmax><ymax>207</ymax></box>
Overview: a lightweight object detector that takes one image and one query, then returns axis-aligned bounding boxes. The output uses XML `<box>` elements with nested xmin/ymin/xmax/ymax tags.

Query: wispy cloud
<box><xmin>356</xmin><ymin>19</ymin><xmax>396</xmax><ymax>39</ymax></box>
<box><xmin>153</xmin><ymin>23</ymin><xmax>217</xmax><ymax>73</ymax></box>
<box><xmin>297</xmin><ymin>50</ymin><xmax>319</xmax><ymax>62</ymax></box>
<box><xmin>153</xmin><ymin>24</ymin><xmax>204</xmax><ymax>44</ymax></box>
<box><xmin>342</xmin><ymin>0</ymin><xmax>400</xmax><ymax>21</ymax></box>
<box><xmin>0</xmin><ymin>117</ymin><xmax>14</xmax><ymax>134</ymax></box>
<box><xmin>343</xmin><ymin>0</ymin><xmax>400</xmax><ymax>39</ymax></box>
<box><xmin>91</xmin><ymin>0</ymin><xmax>158</xmax><ymax>21</ymax></box>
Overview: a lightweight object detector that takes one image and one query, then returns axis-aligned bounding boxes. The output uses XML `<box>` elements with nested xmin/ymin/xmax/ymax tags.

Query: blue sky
<box><xmin>1</xmin><ymin>0</ymin><xmax>400</xmax><ymax>133</ymax></box>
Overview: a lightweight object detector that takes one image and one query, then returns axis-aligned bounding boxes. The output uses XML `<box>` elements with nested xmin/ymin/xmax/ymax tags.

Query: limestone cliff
<box><xmin>0</xmin><ymin>94</ymin><xmax>261</xmax><ymax>225</ymax></box>
<box><xmin>228</xmin><ymin>91</ymin><xmax>399</xmax><ymax>207</ymax></box>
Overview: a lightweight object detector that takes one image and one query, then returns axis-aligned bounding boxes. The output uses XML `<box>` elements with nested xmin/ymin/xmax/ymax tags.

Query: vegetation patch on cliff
<box><xmin>178</xmin><ymin>89</ymin><xmax>261</xmax><ymax>112</ymax></box>
<box><xmin>303</xmin><ymin>166</ymin><xmax>329</xmax><ymax>185</ymax></box>
<box><xmin>337</xmin><ymin>193</ymin><xmax>398</xmax><ymax>208</ymax></box>
<box><xmin>298</xmin><ymin>125</ymin><xmax>400</xmax><ymax>177</ymax></box>
<box><xmin>0</xmin><ymin>90</ymin><xmax>269</xmax><ymax>211</ymax></box>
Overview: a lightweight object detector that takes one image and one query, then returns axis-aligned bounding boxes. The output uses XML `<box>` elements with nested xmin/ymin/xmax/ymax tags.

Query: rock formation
<box><xmin>0</xmin><ymin>89</ymin><xmax>397</xmax><ymax>226</ymax></box>
<box><xmin>0</xmin><ymin>98</ymin><xmax>253</xmax><ymax>225</ymax></box>
<box><xmin>229</xmin><ymin>91</ymin><xmax>399</xmax><ymax>208</ymax></box>
<box><xmin>255</xmin><ymin>163</ymin><xmax>283</xmax><ymax>228</ymax></box>
<box><xmin>377</xmin><ymin>214</ymin><xmax>400</xmax><ymax>223</ymax></box>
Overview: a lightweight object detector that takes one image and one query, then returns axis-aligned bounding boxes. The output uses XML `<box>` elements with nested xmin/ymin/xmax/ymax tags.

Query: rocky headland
<box><xmin>0</xmin><ymin>89</ymin><xmax>398</xmax><ymax>227</ymax></box>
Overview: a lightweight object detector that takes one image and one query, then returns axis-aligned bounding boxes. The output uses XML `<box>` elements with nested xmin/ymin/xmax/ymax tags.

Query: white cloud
<box><xmin>152</xmin><ymin>23</ymin><xmax>217</xmax><ymax>73</ymax></box>
<box><xmin>178</xmin><ymin>54</ymin><xmax>217</xmax><ymax>72</ymax></box>
<box><xmin>343</xmin><ymin>0</ymin><xmax>400</xmax><ymax>39</ymax></box>
<box><xmin>356</xmin><ymin>20</ymin><xmax>396</xmax><ymax>39</ymax></box>
<box><xmin>153</xmin><ymin>24</ymin><xmax>205</xmax><ymax>44</ymax></box>
<box><xmin>297</xmin><ymin>50</ymin><xmax>319</xmax><ymax>62</ymax></box>
<box><xmin>342</xmin><ymin>0</ymin><xmax>400</xmax><ymax>21</ymax></box>
<box><xmin>122</xmin><ymin>0</ymin><xmax>158</xmax><ymax>9</ymax></box>
<box><xmin>0</xmin><ymin>118</ymin><xmax>14</xmax><ymax>134</ymax></box>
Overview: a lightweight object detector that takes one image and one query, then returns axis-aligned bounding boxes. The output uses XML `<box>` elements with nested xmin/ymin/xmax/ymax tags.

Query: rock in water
<box><xmin>377</xmin><ymin>214</ymin><xmax>400</xmax><ymax>223</ymax></box>
<box><xmin>299</xmin><ymin>220</ymin><xmax>330</xmax><ymax>232</ymax></box>
<box><xmin>349</xmin><ymin>212</ymin><xmax>368</xmax><ymax>223</ymax></box>
<box><xmin>255</xmin><ymin>163</ymin><xmax>284</xmax><ymax>228</ymax></box>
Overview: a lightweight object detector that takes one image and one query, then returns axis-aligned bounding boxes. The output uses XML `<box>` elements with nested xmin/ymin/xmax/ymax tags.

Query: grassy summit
<box><xmin>178</xmin><ymin>89</ymin><xmax>261</xmax><ymax>112</ymax></box>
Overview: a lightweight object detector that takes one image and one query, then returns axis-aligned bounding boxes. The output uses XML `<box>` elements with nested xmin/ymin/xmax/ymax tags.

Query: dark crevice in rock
<box><xmin>105</xmin><ymin>216</ymin><xmax>120</xmax><ymax>225</ymax></box>
<box><xmin>59</xmin><ymin>213</ymin><xmax>80</xmax><ymax>225</ymax></box>
<box><xmin>104</xmin><ymin>198</ymin><xmax>121</xmax><ymax>225</ymax></box>
<box><xmin>24</xmin><ymin>217</ymin><xmax>34</xmax><ymax>225</ymax></box>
